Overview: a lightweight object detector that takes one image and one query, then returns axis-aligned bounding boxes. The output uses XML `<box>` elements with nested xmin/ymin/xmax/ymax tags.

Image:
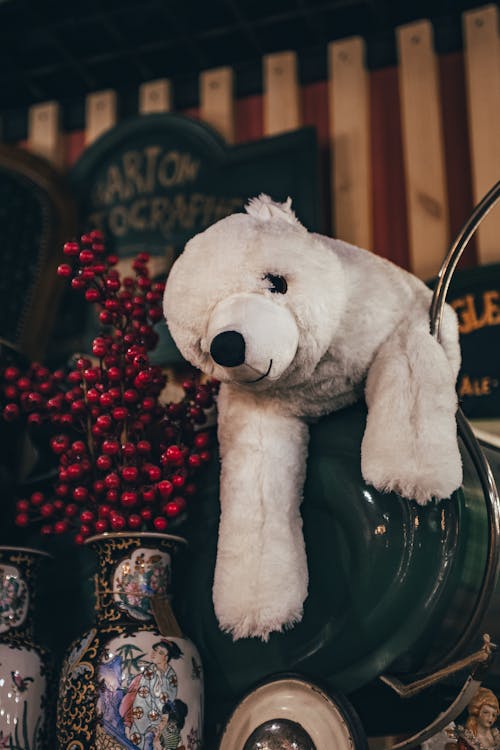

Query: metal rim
<box><xmin>429</xmin><ymin>179</ymin><xmax>500</xmax><ymax>661</ymax></box>
<box><xmin>84</xmin><ymin>531</ymin><xmax>187</xmax><ymax>545</ymax></box>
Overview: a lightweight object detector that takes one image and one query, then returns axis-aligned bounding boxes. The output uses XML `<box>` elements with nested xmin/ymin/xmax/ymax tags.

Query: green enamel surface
<box><xmin>179</xmin><ymin>401</ymin><xmax>491</xmax><ymax>725</ymax></box>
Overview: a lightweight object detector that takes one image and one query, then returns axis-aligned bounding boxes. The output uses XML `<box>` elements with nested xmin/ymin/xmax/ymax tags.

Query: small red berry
<box><xmin>113</xmin><ymin>406</ymin><xmax>129</xmax><ymax>420</ymax></box>
<box><xmin>194</xmin><ymin>432</ymin><xmax>211</xmax><ymax>449</ymax></box>
<box><xmin>106</xmin><ymin>489</ymin><xmax>119</xmax><ymax>504</ymax></box>
<box><xmin>147</xmin><ymin>465</ymin><xmax>161</xmax><ymax>482</ymax></box>
<box><xmin>137</xmin><ymin>440</ymin><xmax>151</xmax><ymax>454</ymax></box>
<box><xmin>79</xmin><ymin>249</ymin><xmax>94</xmax><ymax>265</ymax></box>
<box><xmin>122</xmin><ymin>466</ymin><xmax>139</xmax><ymax>483</ymax></box>
<box><xmin>123</xmin><ymin>389</ymin><xmax>139</xmax><ymax>404</ymax></box>
<box><xmin>16</xmin><ymin>500</ymin><xmax>30</xmax><ymax>513</ymax></box>
<box><xmin>153</xmin><ymin>516</ymin><xmax>168</xmax><ymax>532</ymax></box>
<box><xmin>73</xmin><ymin>486</ymin><xmax>89</xmax><ymax>502</ymax></box>
<box><xmin>97</xmin><ymin>454</ymin><xmax>113</xmax><ymax>471</ymax></box>
<box><xmin>30</xmin><ymin>491</ymin><xmax>44</xmax><ymax>506</ymax></box>
<box><xmin>104</xmin><ymin>472</ymin><xmax>120</xmax><ymax>489</ymax></box>
<box><xmin>157</xmin><ymin>480</ymin><xmax>173</xmax><ymax>499</ymax></box>
<box><xmin>172</xmin><ymin>474</ymin><xmax>186</xmax><ymax>488</ymax></box>
<box><xmin>96</xmin><ymin>414</ymin><xmax>112</xmax><ymax>432</ymax></box>
<box><xmin>128</xmin><ymin>514</ymin><xmax>142</xmax><ymax>529</ymax></box>
<box><xmin>142</xmin><ymin>487</ymin><xmax>156</xmax><ymax>503</ymax></box>
<box><xmin>164</xmin><ymin>501</ymin><xmax>181</xmax><ymax>518</ymax></box>
<box><xmin>121</xmin><ymin>491</ymin><xmax>138</xmax><ymax>508</ymax></box>
<box><xmin>110</xmin><ymin>514</ymin><xmax>126</xmax><ymax>531</ymax></box>
<box><xmin>63</xmin><ymin>240</ymin><xmax>80</xmax><ymax>256</ymax></box>
<box><xmin>3</xmin><ymin>403</ymin><xmax>19</xmax><ymax>421</ymax></box>
<box><xmin>122</xmin><ymin>442</ymin><xmax>136</xmax><ymax>459</ymax></box>
<box><xmin>57</xmin><ymin>263</ymin><xmax>73</xmax><ymax>278</ymax></box>
<box><xmin>102</xmin><ymin>439</ymin><xmax>120</xmax><ymax>456</ymax></box>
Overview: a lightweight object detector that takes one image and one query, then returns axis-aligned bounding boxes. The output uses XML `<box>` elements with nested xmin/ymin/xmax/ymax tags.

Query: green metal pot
<box><xmin>179</xmin><ymin>401</ymin><xmax>499</xmax><ymax>735</ymax></box>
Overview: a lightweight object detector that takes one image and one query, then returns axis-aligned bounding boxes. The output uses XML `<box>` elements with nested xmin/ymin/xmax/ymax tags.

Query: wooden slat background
<box><xmin>20</xmin><ymin>4</ymin><xmax>500</xmax><ymax>280</ymax></box>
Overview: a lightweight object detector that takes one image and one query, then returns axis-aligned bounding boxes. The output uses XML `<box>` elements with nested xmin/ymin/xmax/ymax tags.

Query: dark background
<box><xmin>0</xmin><ymin>0</ymin><xmax>497</xmax><ymax>140</ymax></box>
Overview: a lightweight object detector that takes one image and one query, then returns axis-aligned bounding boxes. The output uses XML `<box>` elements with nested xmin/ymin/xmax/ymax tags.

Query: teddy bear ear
<box><xmin>245</xmin><ymin>194</ymin><xmax>305</xmax><ymax>229</ymax></box>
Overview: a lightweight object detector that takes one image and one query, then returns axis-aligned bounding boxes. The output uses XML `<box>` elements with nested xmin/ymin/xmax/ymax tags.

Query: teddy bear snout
<box><xmin>210</xmin><ymin>330</ymin><xmax>246</xmax><ymax>368</ymax></box>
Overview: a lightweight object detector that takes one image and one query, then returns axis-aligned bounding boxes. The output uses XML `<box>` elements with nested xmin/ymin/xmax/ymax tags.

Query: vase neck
<box><xmin>0</xmin><ymin>547</ymin><xmax>47</xmax><ymax>640</ymax></box>
<box><xmin>89</xmin><ymin>535</ymin><xmax>182</xmax><ymax>627</ymax></box>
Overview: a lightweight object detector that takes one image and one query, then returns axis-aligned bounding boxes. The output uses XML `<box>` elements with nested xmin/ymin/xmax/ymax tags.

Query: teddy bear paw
<box><xmin>362</xmin><ymin>452</ymin><xmax>462</xmax><ymax>505</ymax></box>
<box><xmin>215</xmin><ymin>599</ymin><xmax>304</xmax><ymax>642</ymax></box>
<box><xmin>213</xmin><ymin>572</ymin><xmax>306</xmax><ymax>641</ymax></box>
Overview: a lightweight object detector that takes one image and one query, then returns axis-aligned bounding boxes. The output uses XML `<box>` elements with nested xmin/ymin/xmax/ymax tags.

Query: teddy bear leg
<box><xmin>361</xmin><ymin>320</ymin><xmax>462</xmax><ymax>504</ymax></box>
<box><xmin>213</xmin><ymin>390</ymin><xmax>309</xmax><ymax>640</ymax></box>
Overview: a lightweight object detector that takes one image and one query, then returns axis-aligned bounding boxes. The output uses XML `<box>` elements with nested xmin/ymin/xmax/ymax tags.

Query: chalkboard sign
<box><xmin>0</xmin><ymin>145</ymin><xmax>75</xmax><ymax>360</ymax></box>
<box><xmin>71</xmin><ymin>114</ymin><xmax>320</xmax><ymax>264</ymax></box>
<box><xmin>444</xmin><ymin>264</ymin><xmax>500</xmax><ymax>418</ymax></box>
<box><xmin>71</xmin><ymin>113</ymin><xmax>320</xmax><ymax>363</ymax></box>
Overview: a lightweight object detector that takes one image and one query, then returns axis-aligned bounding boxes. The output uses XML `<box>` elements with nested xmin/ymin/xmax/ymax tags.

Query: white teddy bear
<box><xmin>163</xmin><ymin>194</ymin><xmax>462</xmax><ymax>641</ymax></box>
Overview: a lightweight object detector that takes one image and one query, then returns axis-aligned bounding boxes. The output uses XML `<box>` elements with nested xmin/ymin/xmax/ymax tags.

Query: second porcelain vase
<box><xmin>56</xmin><ymin>532</ymin><xmax>203</xmax><ymax>750</ymax></box>
<box><xmin>0</xmin><ymin>545</ymin><xmax>53</xmax><ymax>750</ymax></box>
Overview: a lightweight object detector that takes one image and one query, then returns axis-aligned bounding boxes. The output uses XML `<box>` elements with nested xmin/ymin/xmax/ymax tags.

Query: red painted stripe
<box><xmin>303</xmin><ymin>81</ymin><xmax>331</xmax><ymax>234</ymax></box>
<box><xmin>64</xmin><ymin>130</ymin><xmax>86</xmax><ymax>167</ymax></box>
<box><xmin>370</xmin><ymin>66</ymin><xmax>410</xmax><ymax>270</ymax></box>
<box><xmin>235</xmin><ymin>94</ymin><xmax>263</xmax><ymax>143</ymax></box>
<box><xmin>439</xmin><ymin>51</ymin><xmax>477</xmax><ymax>269</ymax></box>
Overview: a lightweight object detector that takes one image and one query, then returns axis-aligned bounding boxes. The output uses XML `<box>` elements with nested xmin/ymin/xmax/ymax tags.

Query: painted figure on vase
<box><xmin>114</xmin><ymin>551</ymin><xmax>169</xmax><ymax>621</ymax></box>
<box><xmin>152</xmin><ymin>699</ymin><xmax>188</xmax><ymax>750</ymax></box>
<box><xmin>455</xmin><ymin>688</ymin><xmax>500</xmax><ymax>750</ymax></box>
<box><xmin>0</xmin><ymin>568</ymin><xmax>27</xmax><ymax>629</ymax></box>
<box><xmin>97</xmin><ymin>639</ymin><xmax>185</xmax><ymax>750</ymax></box>
<box><xmin>121</xmin><ymin>639</ymin><xmax>182</xmax><ymax>746</ymax></box>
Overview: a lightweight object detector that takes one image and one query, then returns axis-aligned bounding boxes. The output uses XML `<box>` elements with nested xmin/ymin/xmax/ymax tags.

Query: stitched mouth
<box><xmin>243</xmin><ymin>359</ymin><xmax>273</xmax><ymax>384</ymax></box>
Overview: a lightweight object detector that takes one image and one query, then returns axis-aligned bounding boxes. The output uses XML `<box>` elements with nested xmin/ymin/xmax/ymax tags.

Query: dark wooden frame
<box><xmin>0</xmin><ymin>143</ymin><xmax>76</xmax><ymax>360</ymax></box>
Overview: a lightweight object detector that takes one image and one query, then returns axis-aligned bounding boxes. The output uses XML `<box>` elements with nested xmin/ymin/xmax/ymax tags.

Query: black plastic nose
<box><xmin>210</xmin><ymin>330</ymin><xmax>246</xmax><ymax>367</ymax></box>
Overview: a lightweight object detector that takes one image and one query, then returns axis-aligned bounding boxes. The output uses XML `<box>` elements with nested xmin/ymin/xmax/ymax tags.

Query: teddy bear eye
<box><xmin>264</xmin><ymin>273</ymin><xmax>288</xmax><ymax>294</ymax></box>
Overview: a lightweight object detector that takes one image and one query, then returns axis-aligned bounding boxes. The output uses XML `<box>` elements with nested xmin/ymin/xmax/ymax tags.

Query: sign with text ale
<box><xmin>442</xmin><ymin>264</ymin><xmax>500</xmax><ymax>418</ymax></box>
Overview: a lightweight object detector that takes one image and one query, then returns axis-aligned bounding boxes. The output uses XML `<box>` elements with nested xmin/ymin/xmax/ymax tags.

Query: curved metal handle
<box><xmin>430</xmin><ymin>180</ymin><xmax>500</xmax><ymax>339</ymax></box>
<box><xmin>427</xmin><ymin>180</ymin><xmax>500</xmax><ymax>664</ymax></box>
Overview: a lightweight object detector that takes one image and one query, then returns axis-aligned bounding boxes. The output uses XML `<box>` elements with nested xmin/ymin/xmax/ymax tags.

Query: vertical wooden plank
<box><xmin>397</xmin><ymin>20</ymin><xmax>449</xmax><ymax>280</ymax></box>
<box><xmin>463</xmin><ymin>5</ymin><xmax>500</xmax><ymax>265</ymax></box>
<box><xmin>328</xmin><ymin>37</ymin><xmax>372</xmax><ymax>250</ymax></box>
<box><xmin>200</xmin><ymin>67</ymin><xmax>235</xmax><ymax>143</ymax></box>
<box><xmin>263</xmin><ymin>51</ymin><xmax>302</xmax><ymax>136</ymax></box>
<box><xmin>139</xmin><ymin>79</ymin><xmax>172</xmax><ymax>114</ymax></box>
<box><xmin>85</xmin><ymin>90</ymin><xmax>118</xmax><ymax>146</ymax></box>
<box><xmin>27</xmin><ymin>101</ymin><xmax>64</xmax><ymax>168</ymax></box>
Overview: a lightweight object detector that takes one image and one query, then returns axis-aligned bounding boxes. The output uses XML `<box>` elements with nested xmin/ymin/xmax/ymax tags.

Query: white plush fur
<box><xmin>163</xmin><ymin>195</ymin><xmax>462</xmax><ymax>641</ymax></box>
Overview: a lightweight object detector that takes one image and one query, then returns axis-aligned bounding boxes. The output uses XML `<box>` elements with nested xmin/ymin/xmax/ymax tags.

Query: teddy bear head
<box><xmin>163</xmin><ymin>195</ymin><xmax>346</xmax><ymax>396</ymax></box>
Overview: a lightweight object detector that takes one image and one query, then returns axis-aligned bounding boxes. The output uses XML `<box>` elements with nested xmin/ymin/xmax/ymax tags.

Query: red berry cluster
<box><xmin>1</xmin><ymin>231</ymin><xmax>217</xmax><ymax>542</ymax></box>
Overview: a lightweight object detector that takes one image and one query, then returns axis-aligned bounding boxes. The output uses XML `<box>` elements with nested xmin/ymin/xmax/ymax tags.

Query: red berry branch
<box><xmin>1</xmin><ymin>231</ymin><xmax>217</xmax><ymax>543</ymax></box>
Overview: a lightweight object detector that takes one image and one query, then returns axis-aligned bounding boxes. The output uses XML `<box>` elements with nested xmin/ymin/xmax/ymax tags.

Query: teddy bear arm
<box><xmin>360</xmin><ymin>320</ymin><xmax>462</xmax><ymax>505</ymax></box>
<box><xmin>213</xmin><ymin>394</ymin><xmax>310</xmax><ymax>640</ymax></box>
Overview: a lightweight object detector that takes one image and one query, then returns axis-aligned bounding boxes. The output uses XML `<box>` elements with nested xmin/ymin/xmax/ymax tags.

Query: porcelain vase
<box><xmin>56</xmin><ymin>532</ymin><xmax>203</xmax><ymax>750</ymax></box>
<box><xmin>0</xmin><ymin>546</ymin><xmax>53</xmax><ymax>750</ymax></box>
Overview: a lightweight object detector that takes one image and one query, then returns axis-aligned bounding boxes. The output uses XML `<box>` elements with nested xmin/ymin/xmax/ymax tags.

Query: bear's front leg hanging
<box><xmin>212</xmin><ymin>386</ymin><xmax>310</xmax><ymax>640</ymax></box>
<box><xmin>361</xmin><ymin>320</ymin><xmax>462</xmax><ymax>504</ymax></box>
